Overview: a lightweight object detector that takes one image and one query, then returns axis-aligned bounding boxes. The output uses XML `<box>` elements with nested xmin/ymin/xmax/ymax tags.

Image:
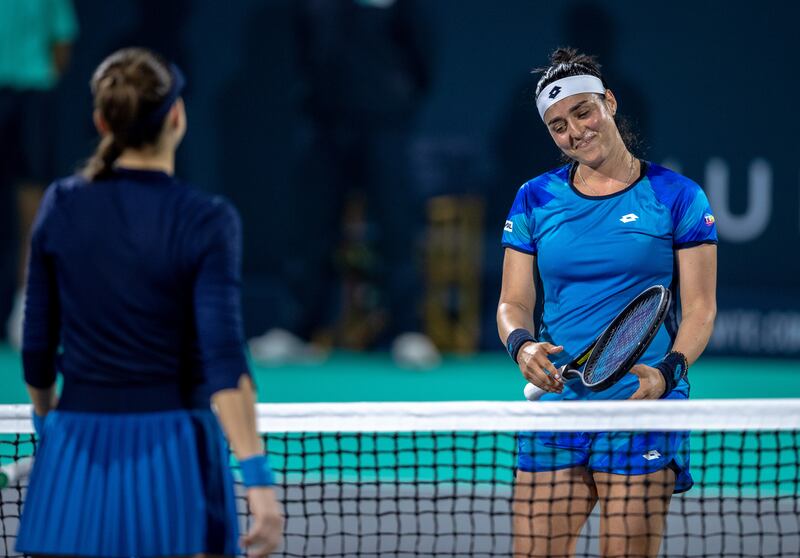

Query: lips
<box><xmin>573</xmin><ymin>135</ymin><xmax>596</xmax><ymax>150</ymax></box>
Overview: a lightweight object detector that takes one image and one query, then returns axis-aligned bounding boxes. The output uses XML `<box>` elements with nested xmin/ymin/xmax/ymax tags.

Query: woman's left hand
<box><xmin>628</xmin><ymin>364</ymin><xmax>666</xmax><ymax>400</ymax></box>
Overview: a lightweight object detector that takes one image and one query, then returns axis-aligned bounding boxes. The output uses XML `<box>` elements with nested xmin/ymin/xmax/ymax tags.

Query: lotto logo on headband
<box><xmin>536</xmin><ymin>75</ymin><xmax>606</xmax><ymax>120</ymax></box>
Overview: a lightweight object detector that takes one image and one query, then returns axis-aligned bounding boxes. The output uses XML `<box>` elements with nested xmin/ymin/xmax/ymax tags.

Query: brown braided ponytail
<box><xmin>82</xmin><ymin>48</ymin><xmax>174</xmax><ymax>181</ymax></box>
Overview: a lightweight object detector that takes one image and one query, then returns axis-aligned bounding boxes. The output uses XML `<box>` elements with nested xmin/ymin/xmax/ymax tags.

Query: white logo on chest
<box><xmin>619</xmin><ymin>213</ymin><xmax>639</xmax><ymax>223</ymax></box>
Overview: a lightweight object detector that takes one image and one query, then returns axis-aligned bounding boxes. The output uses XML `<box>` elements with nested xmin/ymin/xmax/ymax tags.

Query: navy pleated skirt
<box><xmin>16</xmin><ymin>409</ymin><xmax>239</xmax><ymax>557</ymax></box>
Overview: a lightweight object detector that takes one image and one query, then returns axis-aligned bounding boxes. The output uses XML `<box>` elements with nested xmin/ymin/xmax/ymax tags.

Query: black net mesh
<box><xmin>2</xmin><ymin>403</ymin><xmax>799</xmax><ymax>557</ymax></box>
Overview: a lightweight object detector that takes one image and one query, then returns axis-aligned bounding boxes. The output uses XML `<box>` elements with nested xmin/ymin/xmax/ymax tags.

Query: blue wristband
<box><xmin>656</xmin><ymin>351</ymin><xmax>688</xmax><ymax>398</ymax></box>
<box><xmin>239</xmin><ymin>455</ymin><xmax>275</xmax><ymax>487</ymax></box>
<box><xmin>32</xmin><ymin>412</ymin><xmax>45</xmax><ymax>437</ymax></box>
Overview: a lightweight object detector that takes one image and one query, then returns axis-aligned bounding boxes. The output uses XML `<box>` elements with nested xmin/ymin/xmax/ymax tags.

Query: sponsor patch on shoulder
<box><xmin>504</xmin><ymin>220</ymin><xmax>514</xmax><ymax>233</ymax></box>
<box><xmin>704</xmin><ymin>213</ymin><xmax>715</xmax><ymax>226</ymax></box>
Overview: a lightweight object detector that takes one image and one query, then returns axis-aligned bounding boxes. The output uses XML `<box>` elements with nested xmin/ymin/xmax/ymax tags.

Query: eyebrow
<box><xmin>546</xmin><ymin>100</ymin><xmax>591</xmax><ymax>127</ymax></box>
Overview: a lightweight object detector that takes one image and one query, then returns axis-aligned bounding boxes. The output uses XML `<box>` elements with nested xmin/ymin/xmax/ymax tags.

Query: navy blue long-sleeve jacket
<box><xmin>22</xmin><ymin>168</ymin><xmax>251</xmax><ymax>412</ymax></box>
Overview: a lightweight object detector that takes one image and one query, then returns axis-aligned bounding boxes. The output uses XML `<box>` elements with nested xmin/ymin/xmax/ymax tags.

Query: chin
<box><xmin>573</xmin><ymin>147</ymin><xmax>607</xmax><ymax>167</ymax></box>
<box><xmin>572</xmin><ymin>152</ymin><xmax>601</xmax><ymax>167</ymax></box>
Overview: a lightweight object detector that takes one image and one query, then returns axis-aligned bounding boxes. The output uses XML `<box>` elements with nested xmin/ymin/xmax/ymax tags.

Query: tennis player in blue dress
<box><xmin>497</xmin><ymin>48</ymin><xmax>717</xmax><ymax>557</ymax></box>
<box><xmin>16</xmin><ymin>48</ymin><xmax>283</xmax><ymax>557</ymax></box>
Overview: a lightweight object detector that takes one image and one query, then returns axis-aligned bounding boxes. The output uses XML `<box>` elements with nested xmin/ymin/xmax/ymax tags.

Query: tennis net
<box><xmin>2</xmin><ymin>399</ymin><xmax>799</xmax><ymax>557</ymax></box>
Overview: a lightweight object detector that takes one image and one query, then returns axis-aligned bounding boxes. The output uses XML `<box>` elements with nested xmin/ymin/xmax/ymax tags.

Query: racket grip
<box><xmin>523</xmin><ymin>382</ymin><xmax>547</xmax><ymax>401</ymax></box>
<box><xmin>0</xmin><ymin>457</ymin><xmax>33</xmax><ymax>489</ymax></box>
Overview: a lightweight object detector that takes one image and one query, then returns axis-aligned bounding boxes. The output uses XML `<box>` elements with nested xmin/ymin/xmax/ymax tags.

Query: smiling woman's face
<box><xmin>543</xmin><ymin>90</ymin><xmax>621</xmax><ymax>166</ymax></box>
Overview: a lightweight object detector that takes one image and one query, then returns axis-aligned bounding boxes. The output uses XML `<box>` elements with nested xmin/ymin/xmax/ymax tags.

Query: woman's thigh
<box><xmin>513</xmin><ymin>467</ymin><xmax>598</xmax><ymax>558</ymax></box>
<box><xmin>594</xmin><ymin>468</ymin><xmax>675</xmax><ymax>558</ymax></box>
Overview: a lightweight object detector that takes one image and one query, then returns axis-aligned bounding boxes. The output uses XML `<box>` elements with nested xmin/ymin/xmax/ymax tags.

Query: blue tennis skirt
<box><xmin>16</xmin><ymin>409</ymin><xmax>240</xmax><ymax>557</ymax></box>
<box><xmin>517</xmin><ymin>429</ymin><xmax>693</xmax><ymax>493</ymax></box>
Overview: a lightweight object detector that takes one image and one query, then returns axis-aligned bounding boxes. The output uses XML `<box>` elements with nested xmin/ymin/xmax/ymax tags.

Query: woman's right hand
<box><xmin>242</xmin><ymin>487</ymin><xmax>284</xmax><ymax>557</ymax></box>
<box><xmin>517</xmin><ymin>342</ymin><xmax>564</xmax><ymax>393</ymax></box>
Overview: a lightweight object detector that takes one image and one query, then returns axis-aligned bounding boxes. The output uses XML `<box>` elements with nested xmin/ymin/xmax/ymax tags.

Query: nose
<box><xmin>567</xmin><ymin>118</ymin><xmax>584</xmax><ymax>140</ymax></box>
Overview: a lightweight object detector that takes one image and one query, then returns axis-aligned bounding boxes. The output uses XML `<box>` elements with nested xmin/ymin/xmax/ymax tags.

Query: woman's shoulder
<box><xmin>515</xmin><ymin>163</ymin><xmax>572</xmax><ymax>206</ymax></box>
<box><xmin>168</xmin><ymin>183</ymin><xmax>242</xmax><ymax>246</ymax></box>
<box><xmin>34</xmin><ymin>175</ymin><xmax>91</xmax><ymax>222</ymax></box>
<box><xmin>644</xmin><ymin>162</ymin><xmax>707</xmax><ymax>207</ymax></box>
<box><xmin>46</xmin><ymin>174</ymin><xmax>91</xmax><ymax>198</ymax></box>
<box><xmin>645</xmin><ymin>162</ymin><xmax>702</xmax><ymax>191</ymax></box>
<box><xmin>175</xmin><ymin>184</ymin><xmax>240</xmax><ymax>226</ymax></box>
<box><xmin>521</xmin><ymin>163</ymin><xmax>572</xmax><ymax>190</ymax></box>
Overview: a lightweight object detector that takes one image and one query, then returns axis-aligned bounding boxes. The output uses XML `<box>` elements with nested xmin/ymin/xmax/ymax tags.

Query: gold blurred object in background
<box><xmin>333</xmin><ymin>194</ymin><xmax>387</xmax><ymax>350</ymax></box>
<box><xmin>425</xmin><ymin>195</ymin><xmax>484</xmax><ymax>353</ymax></box>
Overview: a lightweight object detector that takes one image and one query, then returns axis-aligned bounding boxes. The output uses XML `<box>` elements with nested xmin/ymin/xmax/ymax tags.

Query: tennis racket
<box><xmin>0</xmin><ymin>457</ymin><xmax>34</xmax><ymax>489</ymax></box>
<box><xmin>524</xmin><ymin>285</ymin><xmax>672</xmax><ymax>401</ymax></box>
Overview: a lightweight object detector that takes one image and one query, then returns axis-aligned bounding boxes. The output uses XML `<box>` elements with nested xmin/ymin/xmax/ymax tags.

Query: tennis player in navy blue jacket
<box><xmin>15</xmin><ymin>48</ymin><xmax>283</xmax><ymax>557</ymax></box>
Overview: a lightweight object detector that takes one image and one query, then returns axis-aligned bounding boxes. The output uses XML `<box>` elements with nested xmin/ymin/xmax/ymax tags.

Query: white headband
<box><xmin>536</xmin><ymin>75</ymin><xmax>606</xmax><ymax>121</ymax></box>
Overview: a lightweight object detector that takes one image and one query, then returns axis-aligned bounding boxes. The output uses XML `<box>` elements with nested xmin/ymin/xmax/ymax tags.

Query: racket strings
<box><xmin>583</xmin><ymin>294</ymin><xmax>663</xmax><ymax>384</ymax></box>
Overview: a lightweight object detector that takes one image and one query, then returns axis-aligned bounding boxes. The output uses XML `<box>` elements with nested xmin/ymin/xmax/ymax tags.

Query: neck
<box><xmin>577</xmin><ymin>143</ymin><xmax>635</xmax><ymax>195</ymax></box>
<box><xmin>588</xmin><ymin>141</ymin><xmax>632</xmax><ymax>178</ymax></box>
<box><xmin>116</xmin><ymin>148</ymin><xmax>175</xmax><ymax>175</ymax></box>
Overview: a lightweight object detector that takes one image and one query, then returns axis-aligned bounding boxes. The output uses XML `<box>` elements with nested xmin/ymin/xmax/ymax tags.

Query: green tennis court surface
<box><xmin>1</xmin><ymin>345</ymin><xmax>798</xmax><ymax>403</ymax></box>
<box><xmin>2</xmin><ymin>345</ymin><xmax>799</xmax><ymax>557</ymax></box>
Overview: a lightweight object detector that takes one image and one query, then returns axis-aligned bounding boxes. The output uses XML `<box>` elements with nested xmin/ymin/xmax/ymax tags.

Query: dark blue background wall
<box><xmin>22</xmin><ymin>0</ymin><xmax>800</xmax><ymax>356</ymax></box>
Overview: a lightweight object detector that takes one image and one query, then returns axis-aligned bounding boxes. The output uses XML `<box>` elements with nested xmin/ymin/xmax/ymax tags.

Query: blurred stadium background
<box><xmin>1</xmin><ymin>0</ymin><xmax>798</xmax><ymax>397</ymax></box>
<box><xmin>2</xmin><ymin>2</ymin><xmax>800</xmax><ymax>557</ymax></box>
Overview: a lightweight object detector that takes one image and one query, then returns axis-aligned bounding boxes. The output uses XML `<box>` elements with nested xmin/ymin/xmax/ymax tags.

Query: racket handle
<box><xmin>523</xmin><ymin>382</ymin><xmax>547</xmax><ymax>401</ymax></box>
<box><xmin>0</xmin><ymin>457</ymin><xmax>33</xmax><ymax>489</ymax></box>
